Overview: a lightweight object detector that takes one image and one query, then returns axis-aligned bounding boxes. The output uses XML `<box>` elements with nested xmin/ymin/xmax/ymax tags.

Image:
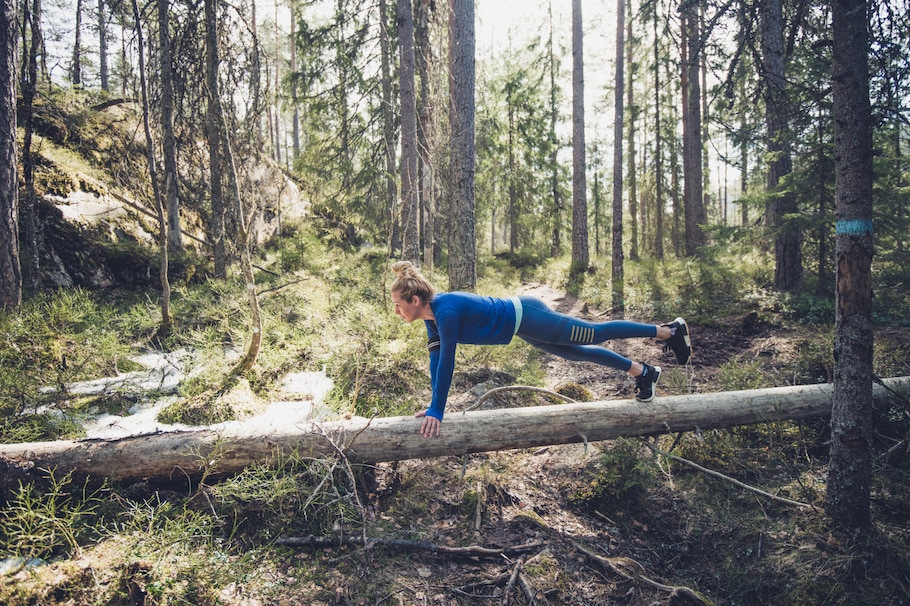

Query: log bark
<box><xmin>2</xmin><ymin>378</ymin><xmax>908</xmax><ymax>485</ymax></box>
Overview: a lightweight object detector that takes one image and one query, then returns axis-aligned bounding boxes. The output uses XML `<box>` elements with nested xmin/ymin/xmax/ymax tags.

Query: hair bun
<box><xmin>391</xmin><ymin>260</ymin><xmax>415</xmax><ymax>278</ymax></box>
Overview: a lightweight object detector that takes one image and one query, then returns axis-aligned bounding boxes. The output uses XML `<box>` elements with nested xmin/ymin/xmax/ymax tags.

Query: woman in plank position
<box><xmin>390</xmin><ymin>261</ymin><xmax>692</xmax><ymax>438</ymax></box>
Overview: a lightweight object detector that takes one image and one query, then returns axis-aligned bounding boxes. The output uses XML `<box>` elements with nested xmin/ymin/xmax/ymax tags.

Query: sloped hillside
<box><xmin>21</xmin><ymin>90</ymin><xmax>305</xmax><ymax>290</ymax></box>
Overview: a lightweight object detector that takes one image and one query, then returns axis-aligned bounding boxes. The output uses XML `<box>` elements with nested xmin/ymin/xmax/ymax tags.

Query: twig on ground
<box><xmin>257</xmin><ymin>276</ymin><xmax>308</xmax><ymax>295</ymax></box>
<box><xmin>575</xmin><ymin>540</ymin><xmax>712</xmax><ymax>605</ymax></box>
<box><xmin>887</xmin><ymin>438</ymin><xmax>909</xmax><ymax>457</ymax></box>
<box><xmin>518</xmin><ymin>571</ymin><xmax>550</xmax><ymax>605</ymax></box>
<box><xmin>316</xmin><ymin>424</ymin><xmax>372</xmax><ymax>545</ymax></box>
<box><xmin>475</xmin><ymin>479</ymin><xmax>484</xmax><ymax>530</ymax></box>
<box><xmin>639</xmin><ymin>575</ymin><xmax>714</xmax><ymax>605</ymax></box>
<box><xmin>276</xmin><ymin>534</ymin><xmax>544</xmax><ymax>558</ymax></box>
<box><xmin>639</xmin><ymin>438</ymin><xmax>814</xmax><ymax>510</ymax></box>
<box><xmin>593</xmin><ymin>510</ymin><xmax>618</xmax><ymax>526</ymax></box>
<box><xmin>502</xmin><ymin>555</ymin><xmax>525</xmax><ymax>606</ymax></box>
<box><xmin>572</xmin><ymin>542</ymin><xmax>637</xmax><ymax>582</ymax></box>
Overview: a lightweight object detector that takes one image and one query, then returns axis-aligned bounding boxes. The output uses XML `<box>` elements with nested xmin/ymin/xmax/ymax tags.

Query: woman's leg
<box><xmin>519</xmin><ymin>335</ymin><xmax>634</xmax><ymax>371</ymax></box>
<box><xmin>515</xmin><ymin>296</ymin><xmax>658</xmax><ymax>347</ymax></box>
<box><xmin>514</xmin><ymin>296</ymin><xmax>666</xmax><ymax>402</ymax></box>
<box><xmin>520</xmin><ymin>331</ymin><xmax>661</xmax><ymax>401</ymax></box>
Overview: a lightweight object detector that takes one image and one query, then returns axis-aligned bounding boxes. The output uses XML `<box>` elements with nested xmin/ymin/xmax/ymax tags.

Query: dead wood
<box><xmin>640</xmin><ymin>438</ymin><xmax>814</xmax><ymax>509</ymax></box>
<box><xmin>275</xmin><ymin>534</ymin><xmax>544</xmax><ymax>559</ymax></box>
<box><xmin>91</xmin><ymin>98</ymin><xmax>135</xmax><ymax>111</ymax></box>
<box><xmin>517</xmin><ymin>571</ymin><xmax>550</xmax><ymax>605</ymax></box>
<box><xmin>502</xmin><ymin>555</ymin><xmax>524</xmax><ymax>606</ymax></box>
<box><xmin>575</xmin><ymin>542</ymin><xmax>713</xmax><ymax>605</ymax></box>
<box><xmin>639</xmin><ymin>575</ymin><xmax>714</xmax><ymax>605</ymax></box>
<box><xmin>1</xmin><ymin>377</ymin><xmax>908</xmax><ymax>485</ymax></box>
<box><xmin>573</xmin><ymin>542</ymin><xmax>637</xmax><ymax>582</ymax></box>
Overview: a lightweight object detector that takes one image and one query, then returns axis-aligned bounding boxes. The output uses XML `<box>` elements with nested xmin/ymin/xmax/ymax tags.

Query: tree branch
<box><xmin>276</xmin><ymin>534</ymin><xmax>544</xmax><ymax>558</ymax></box>
<box><xmin>640</xmin><ymin>438</ymin><xmax>813</xmax><ymax>509</ymax></box>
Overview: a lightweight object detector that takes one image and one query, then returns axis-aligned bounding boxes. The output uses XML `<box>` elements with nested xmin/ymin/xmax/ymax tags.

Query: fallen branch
<box><xmin>573</xmin><ymin>542</ymin><xmax>637</xmax><ymax>582</ymax></box>
<box><xmin>518</xmin><ymin>572</ymin><xmax>548</xmax><ymax>605</ymax></box>
<box><xmin>91</xmin><ymin>97</ymin><xmax>136</xmax><ymax>110</ymax></box>
<box><xmin>575</xmin><ymin>542</ymin><xmax>713</xmax><ymax>605</ymax></box>
<box><xmin>639</xmin><ymin>574</ymin><xmax>714</xmax><ymax>605</ymax></box>
<box><xmin>257</xmin><ymin>277</ymin><xmax>309</xmax><ymax>296</ymax></box>
<box><xmin>639</xmin><ymin>438</ymin><xmax>813</xmax><ymax>510</ymax></box>
<box><xmin>502</xmin><ymin>556</ymin><xmax>524</xmax><ymax>606</ymax></box>
<box><xmin>276</xmin><ymin>534</ymin><xmax>544</xmax><ymax>559</ymax></box>
<box><xmin>315</xmin><ymin>424</ymin><xmax>371</xmax><ymax>547</ymax></box>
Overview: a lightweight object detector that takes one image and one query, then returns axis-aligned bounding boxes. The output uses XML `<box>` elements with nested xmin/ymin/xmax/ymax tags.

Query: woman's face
<box><xmin>392</xmin><ymin>290</ymin><xmax>423</xmax><ymax>323</ymax></box>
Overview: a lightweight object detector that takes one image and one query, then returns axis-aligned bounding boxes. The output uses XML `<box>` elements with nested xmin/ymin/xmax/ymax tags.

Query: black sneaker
<box><xmin>662</xmin><ymin>317</ymin><xmax>692</xmax><ymax>365</ymax></box>
<box><xmin>634</xmin><ymin>364</ymin><xmax>661</xmax><ymax>403</ymax></box>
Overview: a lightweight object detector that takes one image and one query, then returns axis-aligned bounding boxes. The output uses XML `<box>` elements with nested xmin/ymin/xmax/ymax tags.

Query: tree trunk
<box><xmin>593</xmin><ymin>168</ymin><xmax>601</xmax><ymax>255</ymax></box>
<box><xmin>248</xmin><ymin>0</ymin><xmax>262</xmax><ymax>147</ymax></box>
<box><xmin>739</xmin><ymin>68</ymin><xmax>748</xmax><ymax>227</ymax></box>
<box><xmin>508</xmin><ymin>90</ymin><xmax>517</xmax><ymax>253</ymax></box>
<box><xmin>626</xmin><ymin>0</ymin><xmax>638</xmax><ymax>262</ymax></box>
<box><xmin>272</xmin><ymin>0</ymin><xmax>281</xmax><ymax>165</ymax></box>
<box><xmin>547</xmin><ymin>0</ymin><xmax>562</xmax><ymax>257</ymax></box>
<box><xmin>827</xmin><ymin>0</ymin><xmax>874</xmax><ymax>530</ymax></box>
<box><xmin>380</xmin><ymin>0</ymin><xmax>398</xmax><ymax>261</ymax></box>
<box><xmin>415</xmin><ymin>0</ymin><xmax>434</xmax><ymax>270</ymax></box>
<box><xmin>447</xmin><ymin>0</ymin><xmax>476</xmax><ymax>291</ymax></box>
<box><xmin>3</xmin><ymin>378</ymin><xmax>908</xmax><ymax>485</ymax></box>
<box><xmin>611</xmin><ymin>0</ymin><xmax>625</xmax><ymax>313</ymax></box>
<box><xmin>158</xmin><ymin>0</ymin><xmax>182</xmax><ymax>254</ymax></box>
<box><xmin>681</xmin><ymin>3</ymin><xmax>706</xmax><ymax>257</ymax></box>
<box><xmin>570</xmin><ymin>0</ymin><xmax>588</xmax><ymax>275</ymax></box>
<box><xmin>20</xmin><ymin>0</ymin><xmax>42</xmax><ymax>294</ymax></box>
<box><xmin>668</xmin><ymin>56</ymin><xmax>682</xmax><ymax>256</ymax></box>
<box><xmin>71</xmin><ymin>0</ymin><xmax>82</xmax><ymax>86</ymax></box>
<box><xmin>0</xmin><ymin>0</ymin><xmax>19</xmax><ymax>312</ymax></box>
<box><xmin>205</xmin><ymin>0</ymin><xmax>226</xmax><ymax>278</ymax></box>
<box><xmin>652</xmin><ymin>2</ymin><xmax>664</xmax><ymax>260</ymax></box>
<box><xmin>399</xmin><ymin>0</ymin><xmax>420</xmax><ymax>264</ymax></box>
<box><xmin>132</xmin><ymin>0</ymin><xmax>172</xmax><ymax>334</ymax></box>
<box><xmin>816</xmin><ymin>109</ymin><xmax>830</xmax><ymax>298</ymax></box>
<box><xmin>98</xmin><ymin>0</ymin><xmax>108</xmax><ymax>91</ymax></box>
<box><xmin>761</xmin><ymin>0</ymin><xmax>801</xmax><ymax>292</ymax></box>
<box><xmin>118</xmin><ymin>15</ymin><xmax>127</xmax><ymax>97</ymax></box>
<box><xmin>290</xmin><ymin>11</ymin><xmax>300</xmax><ymax>160</ymax></box>
<box><xmin>214</xmin><ymin>87</ymin><xmax>261</xmax><ymax>375</ymax></box>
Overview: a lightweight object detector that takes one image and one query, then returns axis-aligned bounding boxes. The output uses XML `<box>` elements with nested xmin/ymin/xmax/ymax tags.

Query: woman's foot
<box><xmin>634</xmin><ymin>363</ymin><xmax>661</xmax><ymax>403</ymax></box>
<box><xmin>662</xmin><ymin>317</ymin><xmax>691</xmax><ymax>365</ymax></box>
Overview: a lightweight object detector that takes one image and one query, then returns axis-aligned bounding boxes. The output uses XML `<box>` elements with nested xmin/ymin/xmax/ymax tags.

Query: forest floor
<box><xmin>3</xmin><ymin>285</ymin><xmax>909</xmax><ymax>606</ymax></box>
<box><xmin>233</xmin><ymin>285</ymin><xmax>909</xmax><ymax>606</ymax></box>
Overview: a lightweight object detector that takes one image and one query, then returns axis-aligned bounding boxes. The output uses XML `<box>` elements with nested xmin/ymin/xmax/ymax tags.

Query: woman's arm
<box><xmin>426</xmin><ymin>332</ymin><xmax>456</xmax><ymax>420</ymax></box>
<box><xmin>417</xmin><ymin>315</ymin><xmax>457</xmax><ymax>438</ymax></box>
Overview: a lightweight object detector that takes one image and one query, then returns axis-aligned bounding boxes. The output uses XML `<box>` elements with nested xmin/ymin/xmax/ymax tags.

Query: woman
<box><xmin>390</xmin><ymin>261</ymin><xmax>691</xmax><ymax>438</ymax></box>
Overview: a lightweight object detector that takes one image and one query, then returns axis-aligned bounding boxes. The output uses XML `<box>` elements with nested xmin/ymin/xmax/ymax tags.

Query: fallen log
<box><xmin>1</xmin><ymin>377</ymin><xmax>908</xmax><ymax>484</ymax></box>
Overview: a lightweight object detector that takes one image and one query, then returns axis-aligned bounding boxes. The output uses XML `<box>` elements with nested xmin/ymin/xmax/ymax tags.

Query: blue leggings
<box><xmin>514</xmin><ymin>296</ymin><xmax>657</xmax><ymax>372</ymax></box>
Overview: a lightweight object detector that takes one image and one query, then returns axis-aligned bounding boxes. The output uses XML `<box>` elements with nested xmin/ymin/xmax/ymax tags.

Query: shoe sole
<box><xmin>635</xmin><ymin>365</ymin><xmax>661</xmax><ymax>403</ymax></box>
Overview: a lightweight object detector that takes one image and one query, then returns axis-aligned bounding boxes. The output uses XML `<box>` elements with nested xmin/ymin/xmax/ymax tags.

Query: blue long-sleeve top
<box><xmin>424</xmin><ymin>292</ymin><xmax>517</xmax><ymax>420</ymax></box>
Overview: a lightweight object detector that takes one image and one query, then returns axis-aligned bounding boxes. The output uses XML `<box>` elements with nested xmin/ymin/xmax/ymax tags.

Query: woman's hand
<box><xmin>414</xmin><ymin>409</ymin><xmax>441</xmax><ymax>438</ymax></box>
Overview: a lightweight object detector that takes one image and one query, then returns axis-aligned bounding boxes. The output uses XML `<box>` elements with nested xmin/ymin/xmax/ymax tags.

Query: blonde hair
<box><xmin>391</xmin><ymin>261</ymin><xmax>435</xmax><ymax>303</ymax></box>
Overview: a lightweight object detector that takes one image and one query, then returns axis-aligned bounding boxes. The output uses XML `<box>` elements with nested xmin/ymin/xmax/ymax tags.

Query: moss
<box><xmin>555</xmin><ymin>382</ymin><xmax>594</xmax><ymax>402</ymax></box>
